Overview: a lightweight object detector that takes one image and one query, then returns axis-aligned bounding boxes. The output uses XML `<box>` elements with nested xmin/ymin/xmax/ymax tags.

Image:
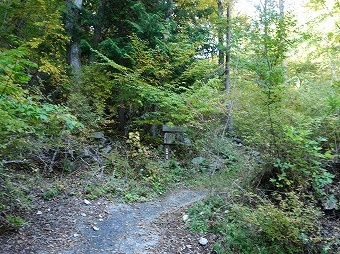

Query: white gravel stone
<box><xmin>199</xmin><ymin>237</ymin><xmax>208</xmax><ymax>245</ymax></box>
<box><xmin>182</xmin><ymin>214</ymin><xmax>189</xmax><ymax>221</ymax></box>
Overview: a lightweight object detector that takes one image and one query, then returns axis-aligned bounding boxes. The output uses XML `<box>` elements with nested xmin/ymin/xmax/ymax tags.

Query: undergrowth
<box><xmin>0</xmin><ymin>126</ymin><xmax>338</xmax><ymax>254</ymax></box>
<box><xmin>188</xmin><ymin>191</ymin><xmax>325</xmax><ymax>253</ymax></box>
<box><xmin>184</xmin><ymin>128</ymin><xmax>338</xmax><ymax>254</ymax></box>
<box><xmin>0</xmin><ymin>129</ymin><xmax>202</xmax><ymax>230</ymax></box>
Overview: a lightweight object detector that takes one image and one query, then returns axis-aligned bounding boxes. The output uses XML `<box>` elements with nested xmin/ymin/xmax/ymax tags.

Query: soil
<box><xmin>0</xmin><ymin>188</ymin><xmax>212</xmax><ymax>254</ymax></box>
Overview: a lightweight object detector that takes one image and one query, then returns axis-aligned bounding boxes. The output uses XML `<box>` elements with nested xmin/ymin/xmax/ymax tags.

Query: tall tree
<box><xmin>66</xmin><ymin>0</ymin><xmax>83</xmax><ymax>73</ymax></box>
<box><xmin>239</xmin><ymin>0</ymin><xmax>293</xmax><ymax>155</ymax></box>
<box><xmin>225</xmin><ymin>3</ymin><xmax>231</xmax><ymax>92</ymax></box>
<box><xmin>215</xmin><ymin>0</ymin><xmax>232</xmax><ymax>91</ymax></box>
<box><xmin>215</xmin><ymin>0</ymin><xmax>233</xmax><ymax>135</ymax></box>
<box><xmin>217</xmin><ymin>0</ymin><xmax>225</xmax><ymax>67</ymax></box>
<box><xmin>279</xmin><ymin>0</ymin><xmax>287</xmax><ymax>81</ymax></box>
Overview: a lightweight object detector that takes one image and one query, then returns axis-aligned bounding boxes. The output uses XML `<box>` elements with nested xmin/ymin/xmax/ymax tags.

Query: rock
<box><xmin>182</xmin><ymin>214</ymin><xmax>189</xmax><ymax>222</ymax></box>
<box><xmin>233</xmin><ymin>137</ymin><xmax>244</xmax><ymax>145</ymax></box>
<box><xmin>183</xmin><ymin>135</ymin><xmax>192</xmax><ymax>146</ymax></box>
<box><xmin>249</xmin><ymin>150</ymin><xmax>260</xmax><ymax>156</ymax></box>
<box><xmin>83</xmin><ymin>149</ymin><xmax>93</xmax><ymax>157</ymax></box>
<box><xmin>84</xmin><ymin>199</ymin><xmax>91</xmax><ymax>205</ymax></box>
<box><xmin>323</xmin><ymin>199</ymin><xmax>338</xmax><ymax>210</ymax></box>
<box><xmin>209</xmin><ymin>161</ymin><xmax>223</xmax><ymax>170</ymax></box>
<box><xmin>199</xmin><ymin>237</ymin><xmax>208</xmax><ymax>245</ymax></box>
<box><xmin>191</xmin><ymin>157</ymin><xmax>205</xmax><ymax>165</ymax></box>
<box><xmin>103</xmin><ymin>145</ymin><xmax>112</xmax><ymax>153</ymax></box>
<box><xmin>91</xmin><ymin>132</ymin><xmax>104</xmax><ymax>139</ymax></box>
<box><xmin>36</xmin><ymin>211</ymin><xmax>43</xmax><ymax>215</ymax></box>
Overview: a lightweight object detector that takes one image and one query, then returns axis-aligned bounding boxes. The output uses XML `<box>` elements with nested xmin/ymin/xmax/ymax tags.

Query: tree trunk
<box><xmin>226</xmin><ymin>3</ymin><xmax>233</xmax><ymax>134</ymax></box>
<box><xmin>279</xmin><ymin>0</ymin><xmax>287</xmax><ymax>81</ymax></box>
<box><xmin>163</xmin><ymin>0</ymin><xmax>174</xmax><ymax>43</ymax></box>
<box><xmin>89</xmin><ymin>0</ymin><xmax>104</xmax><ymax>63</ymax></box>
<box><xmin>218</xmin><ymin>1</ymin><xmax>234</xmax><ymax>136</ymax></box>
<box><xmin>225</xmin><ymin>4</ymin><xmax>231</xmax><ymax>93</ymax></box>
<box><xmin>217</xmin><ymin>0</ymin><xmax>224</xmax><ymax>67</ymax></box>
<box><xmin>66</xmin><ymin>0</ymin><xmax>83</xmax><ymax>74</ymax></box>
<box><xmin>69</xmin><ymin>42</ymin><xmax>81</xmax><ymax>71</ymax></box>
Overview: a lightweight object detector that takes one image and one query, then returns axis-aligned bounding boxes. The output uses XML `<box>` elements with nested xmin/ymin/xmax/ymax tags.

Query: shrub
<box><xmin>269</xmin><ymin>126</ymin><xmax>335</xmax><ymax>201</ymax></box>
<box><xmin>188</xmin><ymin>192</ymin><xmax>323</xmax><ymax>254</ymax></box>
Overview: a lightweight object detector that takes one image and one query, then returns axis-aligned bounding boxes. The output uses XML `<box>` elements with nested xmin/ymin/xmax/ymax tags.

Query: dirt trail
<box><xmin>38</xmin><ymin>188</ymin><xmax>207</xmax><ymax>254</ymax></box>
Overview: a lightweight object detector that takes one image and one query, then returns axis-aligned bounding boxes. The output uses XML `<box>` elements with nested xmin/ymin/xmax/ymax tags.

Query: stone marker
<box><xmin>162</xmin><ymin>125</ymin><xmax>191</xmax><ymax>160</ymax></box>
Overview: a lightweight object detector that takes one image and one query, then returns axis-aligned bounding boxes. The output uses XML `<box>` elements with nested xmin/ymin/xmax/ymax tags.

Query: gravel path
<box><xmin>36</xmin><ymin>188</ymin><xmax>208</xmax><ymax>254</ymax></box>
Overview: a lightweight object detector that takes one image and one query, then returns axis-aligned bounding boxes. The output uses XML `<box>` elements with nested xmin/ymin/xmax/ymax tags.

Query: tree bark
<box><xmin>89</xmin><ymin>0</ymin><xmax>104</xmax><ymax>63</ymax></box>
<box><xmin>225</xmin><ymin>4</ymin><xmax>233</xmax><ymax>134</ymax></box>
<box><xmin>279</xmin><ymin>0</ymin><xmax>287</xmax><ymax>80</ymax></box>
<box><xmin>218</xmin><ymin>1</ymin><xmax>234</xmax><ymax>136</ymax></box>
<box><xmin>69</xmin><ymin>42</ymin><xmax>81</xmax><ymax>71</ymax></box>
<box><xmin>225</xmin><ymin>4</ymin><xmax>231</xmax><ymax>93</ymax></box>
<box><xmin>163</xmin><ymin>0</ymin><xmax>174</xmax><ymax>43</ymax></box>
<box><xmin>66</xmin><ymin>0</ymin><xmax>83</xmax><ymax>74</ymax></box>
<box><xmin>217</xmin><ymin>0</ymin><xmax>224</xmax><ymax>67</ymax></box>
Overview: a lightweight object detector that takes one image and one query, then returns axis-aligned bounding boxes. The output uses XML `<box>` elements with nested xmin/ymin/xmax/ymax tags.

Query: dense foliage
<box><xmin>0</xmin><ymin>0</ymin><xmax>339</xmax><ymax>252</ymax></box>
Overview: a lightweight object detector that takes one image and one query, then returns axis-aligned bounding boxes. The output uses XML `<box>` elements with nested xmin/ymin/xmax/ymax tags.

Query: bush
<box><xmin>188</xmin><ymin>192</ymin><xmax>323</xmax><ymax>254</ymax></box>
<box><xmin>268</xmin><ymin>126</ymin><xmax>335</xmax><ymax>201</ymax></box>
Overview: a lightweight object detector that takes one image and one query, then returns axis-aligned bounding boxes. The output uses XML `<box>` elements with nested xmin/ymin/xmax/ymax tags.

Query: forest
<box><xmin>0</xmin><ymin>0</ymin><xmax>339</xmax><ymax>253</ymax></box>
